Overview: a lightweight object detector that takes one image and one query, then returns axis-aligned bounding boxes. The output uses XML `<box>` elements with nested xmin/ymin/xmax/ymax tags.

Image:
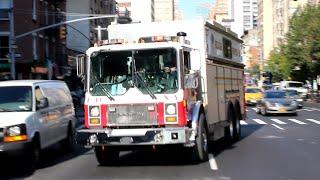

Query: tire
<box><xmin>255</xmin><ymin>107</ymin><xmax>261</xmax><ymax>114</ymax></box>
<box><xmin>60</xmin><ymin>124</ymin><xmax>75</xmax><ymax>152</ymax></box>
<box><xmin>224</xmin><ymin>120</ymin><xmax>234</xmax><ymax>144</ymax></box>
<box><xmin>190</xmin><ymin>113</ymin><xmax>209</xmax><ymax>162</ymax></box>
<box><xmin>27</xmin><ymin>138</ymin><xmax>41</xmax><ymax>170</ymax></box>
<box><xmin>261</xmin><ymin>107</ymin><xmax>268</xmax><ymax>116</ymax></box>
<box><xmin>233</xmin><ymin>115</ymin><xmax>241</xmax><ymax>141</ymax></box>
<box><xmin>94</xmin><ymin>146</ymin><xmax>119</xmax><ymax>166</ymax></box>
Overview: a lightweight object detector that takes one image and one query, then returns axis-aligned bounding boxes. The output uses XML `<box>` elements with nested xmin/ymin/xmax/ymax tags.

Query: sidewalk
<box><xmin>304</xmin><ymin>93</ymin><xmax>320</xmax><ymax>108</ymax></box>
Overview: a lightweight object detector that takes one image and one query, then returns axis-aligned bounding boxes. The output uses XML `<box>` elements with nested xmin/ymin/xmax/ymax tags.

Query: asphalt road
<box><xmin>1</xmin><ymin>106</ymin><xmax>320</xmax><ymax>180</ymax></box>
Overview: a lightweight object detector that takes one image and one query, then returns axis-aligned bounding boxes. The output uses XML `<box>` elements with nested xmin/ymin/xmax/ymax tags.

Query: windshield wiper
<box><xmin>133</xmin><ymin>72</ymin><xmax>157</xmax><ymax>99</ymax></box>
<box><xmin>130</xmin><ymin>52</ymin><xmax>156</xmax><ymax>100</ymax></box>
<box><xmin>92</xmin><ymin>74</ymin><xmax>115</xmax><ymax>101</ymax></box>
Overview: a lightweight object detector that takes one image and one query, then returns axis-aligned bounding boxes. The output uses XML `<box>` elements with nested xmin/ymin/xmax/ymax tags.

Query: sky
<box><xmin>179</xmin><ymin>0</ymin><xmax>216</xmax><ymax>20</ymax></box>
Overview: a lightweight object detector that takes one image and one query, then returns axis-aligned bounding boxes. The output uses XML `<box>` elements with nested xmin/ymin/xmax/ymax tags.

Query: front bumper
<box><xmin>76</xmin><ymin>127</ymin><xmax>194</xmax><ymax>147</ymax></box>
<box><xmin>266</xmin><ymin>106</ymin><xmax>297</xmax><ymax>114</ymax></box>
<box><xmin>246</xmin><ymin>99</ymin><xmax>259</xmax><ymax>105</ymax></box>
<box><xmin>0</xmin><ymin>140</ymin><xmax>31</xmax><ymax>156</ymax></box>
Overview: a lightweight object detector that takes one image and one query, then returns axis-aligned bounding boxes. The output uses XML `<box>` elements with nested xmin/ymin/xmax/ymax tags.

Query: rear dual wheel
<box><xmin>225</xmin><ymin>111</ymin><xmax>241</xmax><ymax>143</ymax></box>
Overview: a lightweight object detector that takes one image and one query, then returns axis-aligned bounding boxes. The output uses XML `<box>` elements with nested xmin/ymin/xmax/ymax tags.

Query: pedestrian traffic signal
<box><xmin>59</xmin><ymin>26</ymin><xmax>66</xmax><ymax>39</ymax></box>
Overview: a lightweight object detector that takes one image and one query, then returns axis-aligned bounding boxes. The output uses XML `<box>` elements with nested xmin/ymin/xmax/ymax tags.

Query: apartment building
<box><xmin>257</xmin><ymin>0</ymin><xmax>311</xmax><ymax>65</ymax></box>
<box><xmin>116</xmin><ymin>0</ymin><xmax>154</xmax><ymax>23</ymax></box>
<box><xmin>208</xmin><ymin>0</ymin><xmax>258</xmax><ymax>38</ymax></box>
<box><xmin>154</xmin><ymin>0</ymin><xmax>182</xmax><ymax>22</ymax></box>
<box><xmin>66</xmin><ymin>0</ymin><xmax>117</xmax><ymax>54</ymax></box>
<box><xmin>0</xmin><ymin>0</ymin><xmax>69</xmax><ymax>80</ymax></box>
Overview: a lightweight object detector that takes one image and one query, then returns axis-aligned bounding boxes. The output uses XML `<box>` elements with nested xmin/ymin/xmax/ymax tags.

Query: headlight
<box><xmin>166</xmin><ymin>104</ymin><xmax>176</xmax><ymax>115</ymax></box>
<box><xmin>89</xmin><ymin>106</ymin><xmax>100</xmax><ymax>117</ymax></box>
<box><xmin>8</xmin><ymin>126</ymin><xmax>21</xmax><ymax>136</ymax></box>
<box><xmin>4</xmin><ymin>124</ymin><xmax>28</xmax><ymax>142</ymax></box>
<box><xmin>291</xmin><ymin>101</ymin><xmax>297</xmax><ymax>106</ymax></box>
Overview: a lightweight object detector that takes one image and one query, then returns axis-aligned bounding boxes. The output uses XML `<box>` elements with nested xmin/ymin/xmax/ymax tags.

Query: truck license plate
<box><xmin>120</xmin><ymin>137</ymin><xmax>134</xmax><ymax>144</ymax></box>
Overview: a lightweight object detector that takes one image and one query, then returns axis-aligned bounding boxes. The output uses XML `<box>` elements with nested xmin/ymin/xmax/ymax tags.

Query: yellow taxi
<box><xmin>245</xmin><ymin>86</ymin><xmax>263</xmax><ymax>105</ymax></box>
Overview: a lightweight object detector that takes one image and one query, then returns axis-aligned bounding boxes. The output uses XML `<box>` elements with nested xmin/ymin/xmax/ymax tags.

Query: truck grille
<box><xmin>108</xmin><ymin>104</ymin><xmax>158</xmax><ymax>126</ymax></box>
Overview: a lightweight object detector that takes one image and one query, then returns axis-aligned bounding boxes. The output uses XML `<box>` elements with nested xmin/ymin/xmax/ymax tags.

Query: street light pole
<box><xmin>9</xmin><ymin>0</ymin><xmax>15</xmax><ymax>80</ymax></box>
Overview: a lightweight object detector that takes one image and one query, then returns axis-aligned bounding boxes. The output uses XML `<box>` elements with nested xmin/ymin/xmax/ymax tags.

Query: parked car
<box><xmin>256</xmin><ymin>90</ymin><xmax>298</xmax><ymax>116</ymax></box>
<box><xmin>245</xmin><ymin>87</ymin><xmax>263</xmax><ymax>105</ymax></box>
<box><xmin>285</xmin><ymin>89</ymin><xmax>303</xmax><ymax>109</ymax></box>
<box><xmin>0</xmin><ymin>80</ymin><xmax>76</xmax><ymax>168</ymax></box>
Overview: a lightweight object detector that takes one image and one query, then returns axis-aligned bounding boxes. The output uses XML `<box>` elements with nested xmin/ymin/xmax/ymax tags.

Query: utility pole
<box><xmin>9</xmin><ymin>0</ymin><xmax>15</xmax><ymax>80</ymax></box>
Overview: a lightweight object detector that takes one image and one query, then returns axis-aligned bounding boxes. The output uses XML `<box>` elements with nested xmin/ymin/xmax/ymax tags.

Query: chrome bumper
<box><xmin>76</xmin><ymin>127</ymin><xmax>195</xmax><ymax>148</ymax></box>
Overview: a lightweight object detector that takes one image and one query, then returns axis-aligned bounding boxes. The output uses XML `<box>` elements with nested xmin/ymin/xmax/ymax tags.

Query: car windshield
<box><xmin>0</xmin><ymin>86</ymin><xmax>32</xmax><ymax>112</ymax></box>
<box><xmin>264</xmin><ymin>91</ymin><xmax>286</xmax><ymax>99</ymax></box>
<box><xmin>90</xmin><ymin>48</ymin><xmax>178</xmax><ymax>96</ymax></box>
<box><xmin>288</xmin><ymin>82</ymin><xmax>303</xmax><ymax>88</ymax></box>
<box><xmin>286</xmin><ymin>90</ymin><xmax>298</xmax><ymax>96</ymax></box>
<box><xmin>246</xmin><ymin>88</ymin><xmax>262</xmax><ymax>93</ymax></box>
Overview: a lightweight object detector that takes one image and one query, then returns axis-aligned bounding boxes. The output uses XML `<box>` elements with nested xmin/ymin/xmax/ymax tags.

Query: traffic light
<box><xmin>262</xmin><ymin>71</ymin><xmax>273</xmax><ymax>84</ymax></box>
<box><xmin>59</xmin><ymin>26</ymin><xmax>66</xmax><ymax>39</ymax></box>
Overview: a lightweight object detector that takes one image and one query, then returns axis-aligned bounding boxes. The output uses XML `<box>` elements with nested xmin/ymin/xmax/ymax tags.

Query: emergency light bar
<box><xmin>138</xmin><ymin>35</ymin><xmax>178</xmax><ymax>43</ymax></box>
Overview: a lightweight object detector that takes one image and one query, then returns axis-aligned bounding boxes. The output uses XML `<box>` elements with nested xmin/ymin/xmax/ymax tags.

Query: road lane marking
<box><xmin>208</xmin><ymin>154</ymin><xmax>218</xmax><ymax>170</ymax></box>
<box><xmin>306</xmin><ymin>119</ymin><xmax>320</xmax><ymax>124</ymax></box>
<box><xmin>271</xmin><ymin>124</ymin><xmax>285</xmax><ymax>130</ymax></box>
<box><xmin>270</xmin><ymin>119</ymin><xmax>287</xmax><ymax>124</ymax></box>
<box><xmin>288</xmin><ymin>119</ymin><xmax>307</xmax><ymax>125</ymax></box>
<box><xmin>308</xmin><ymin>108</ymin><xmax>320</xmax><ymax>111</ymax></box>
<box><xmin>240</xmin><ymin>120</ymin><xmax>248</xmax><ymax>125</ymax></box>
<box><xmin>252</xmin><ymin>107</ymin><xmax>257</xmax><ymax>111</ymax></box>
<box><xmin>304</xmin><ymin>108</ymin><xmax>314</xmax><ymax>112</ymax></box>
<box><xmin>252</xmin><ymin>119</ymin><xmax>267</xmax><ymax>124</ymax></box>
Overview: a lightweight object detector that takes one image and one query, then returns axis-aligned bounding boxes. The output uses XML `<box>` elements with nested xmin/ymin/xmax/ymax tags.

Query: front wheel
<box><xmin>190</xmin><ymin>113</ymin><xmax>209</xmax><ymax>162</ymax></box>
<box><xmin>60</xmin><ymin>124</ymin><xmax>75</xmax><ymax>152</ymax></box>
<box><xmin>94</xmin><ymin>146</ymin><xmax>119</xmax><ymax>166</ymax></box>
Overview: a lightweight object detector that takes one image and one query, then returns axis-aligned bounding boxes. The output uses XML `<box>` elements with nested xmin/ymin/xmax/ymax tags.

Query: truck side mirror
<box><xmin>76</xmin><ymin>54</ymin><xmax>86</xmax><ymax>77</ymax></box>
<box><xmin>37</xmin><ymin>97</ymin><xmax>49</xmax><ymax>109</ymax></box>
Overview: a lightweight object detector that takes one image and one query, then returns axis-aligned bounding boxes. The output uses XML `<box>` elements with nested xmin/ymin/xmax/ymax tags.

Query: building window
<box><xmin>0</xmin><ymin>9</ymin><xmax>9</xmax><ymax>20</ymax></box>
<box><xmin>0</xmin><ymin>36</ymin><xmax>9</xmax><ymax>59</ymax></box>
<box><xmin>223</xmin><ymin>38</ymin><xmax>232</xmax><ymax>59</ymax></box>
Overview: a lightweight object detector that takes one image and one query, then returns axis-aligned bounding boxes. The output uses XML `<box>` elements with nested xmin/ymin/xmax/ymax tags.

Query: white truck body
<box><xmin>108</xmin><ymin>20</ymin><xmax>245</xmax><ymax>132</ymax></box>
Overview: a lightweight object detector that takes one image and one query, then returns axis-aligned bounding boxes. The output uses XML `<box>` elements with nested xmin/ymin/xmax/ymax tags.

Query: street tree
<box><xmin>267</xmin><ymin>47</ymin><xmax>291</xmax><ymax>82</ymax></box>
<box><xmin>285</xmin><ymin>5</ymin><xmax>320</xmax><ymax>82</ymax></box>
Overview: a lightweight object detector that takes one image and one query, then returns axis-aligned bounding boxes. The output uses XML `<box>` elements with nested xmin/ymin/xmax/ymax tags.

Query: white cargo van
<box><xmin>0</xmin><ymin>80</ymin><xmax>76</xmax><ymax>167</ymax></box>
<box><xmin>279</xmin><ymin>81</ymin><xmax>308</xmax><ymax>98</ymax></box>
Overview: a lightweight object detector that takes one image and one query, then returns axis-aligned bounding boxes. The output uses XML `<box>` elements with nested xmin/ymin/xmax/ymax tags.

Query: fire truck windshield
<box><xmin>89</xmin><ymin>48</ymin><xmax>179</xmax><ymax>96</ymax></box>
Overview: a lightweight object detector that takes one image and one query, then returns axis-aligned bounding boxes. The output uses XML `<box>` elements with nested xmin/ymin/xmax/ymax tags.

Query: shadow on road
<box><xmin>211</xmin><ymin>123</ymin><xmax>265</xmax><ymax>157</ymax></box>
<box><xmin>0</xmin><ymin>144</ymin><xmax>90</xmax><ymax>179</ymax></box>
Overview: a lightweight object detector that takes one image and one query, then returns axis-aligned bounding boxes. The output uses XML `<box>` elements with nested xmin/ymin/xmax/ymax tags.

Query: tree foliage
<box><xmin>268</xmin><ymin>5</ymin><xmax>320</xmax><ymax>82</ymax></box>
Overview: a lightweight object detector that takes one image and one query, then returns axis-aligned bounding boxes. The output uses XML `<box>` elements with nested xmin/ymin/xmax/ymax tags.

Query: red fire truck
<box><xmin>76</xmin><ymin>20</ymin><xmax>245</xmax><ymax>165</ymax></box>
